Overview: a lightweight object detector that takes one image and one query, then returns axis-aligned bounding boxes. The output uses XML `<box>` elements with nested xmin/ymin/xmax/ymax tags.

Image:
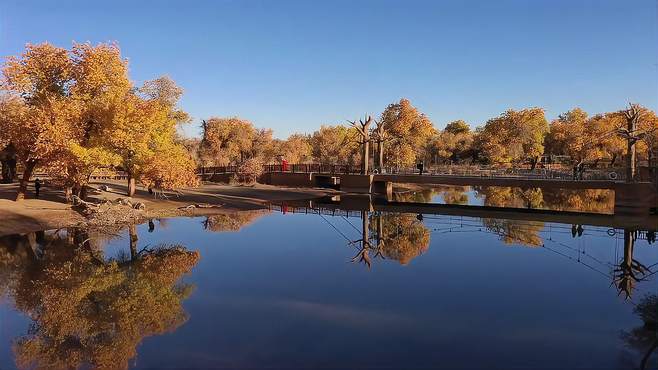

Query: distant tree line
<box><xmin>2</xmin><ymin>42</ymin><xmax>657</xmax><ymax>200</ymax></box>
<box><xmin>194</xmin><ymin>98</ymin><xmax>658</xmax><ymax>173</ymax></box>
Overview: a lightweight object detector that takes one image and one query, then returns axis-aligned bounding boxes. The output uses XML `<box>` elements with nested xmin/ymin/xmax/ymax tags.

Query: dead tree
<box><xmin>372</xmin><ymin>119</ymin><xmax>391</xmax><ymax>173</ymax></box>
<box><xmin>619</xmin><ymin>104</ymin><xmax>646</xmax><ymax>182</ymax></box>
<box><xmin>348</xmin><ymin>115</ymin><xmax>373</xmax><ymax>175</ymax></box>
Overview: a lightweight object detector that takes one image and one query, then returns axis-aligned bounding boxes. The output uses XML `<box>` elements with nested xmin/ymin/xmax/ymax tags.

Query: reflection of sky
<box><xmin>1</xmin><ymin>213</ymin><xmax>657</xmax><ymax>369</ymax></box>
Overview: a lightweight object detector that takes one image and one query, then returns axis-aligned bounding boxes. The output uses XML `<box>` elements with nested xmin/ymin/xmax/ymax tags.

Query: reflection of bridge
<box><xmin>273</xmin><ymin>195</ymin><xmax>658</xmax><ymax>230</ymax></box>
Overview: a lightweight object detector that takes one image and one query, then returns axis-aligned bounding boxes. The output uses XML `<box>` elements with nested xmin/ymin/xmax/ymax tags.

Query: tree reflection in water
<box><xmin>621</xmin><ymin>294</ymin><xmax>658</xmax><ymax>369</ymax></box>
<box><xmin>202</xmin><ymin>210</ymin><xmax>268</xmax><ymax>232</ymax></box>
<box><xmin>614</xmin><ymin>230</ymin><xmax>652</xmax><ymax>300</ymax></box>
<box><xmin>347</xmin><ymin>211</ymin><xmax>431</xmax><ymax>268</ymax></box>
<box><xmin>475</xmin><ymin>186</ymin><xmax>545</xmax><ymax>247</ymax></box>
<box><xmin>0</xmin><ymin>226</ymin><xmax>199</xmax><ymax>370</ymax></box>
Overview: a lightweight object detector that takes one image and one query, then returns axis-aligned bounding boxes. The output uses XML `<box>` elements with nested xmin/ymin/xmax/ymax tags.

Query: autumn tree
<box><xmin>544</xmin><ymin>108</ymin><xmax>600</xmax><ymax>169</ymax></box>
<box><xmin>379</xmin><ymin>98</ymin><xmax>436</xmax><ymax>167</ymax></box>
<box><xmin>276</xmin><ymin>133</ymin><xmax>313</xmax><ymax>163</ymax></box>
<box><xmin>47</xmin><ymin>43</ymin><xmax>130</xmax><ymax>199</ymax></box>
<box><xmin>428</xmin><ymin>120</ymin><xmax>474</xmax><ymax>164</ymax></box>
<box><xmin>99</xmin><ymin>77</ymin><xmax>198</xmax><ymax>196</ymax></box>
<box><xmin>200</xmin><ymin>117</ymin><xmax>269</xmax><ymax>166</ymax></box>
<box><xmin>310</xmin><ymin>125</ymin><xmax>360</xmax><ymax>165</ymax></box>
<box><xmin>0</xmin><ymin>43</ymin><xmax>82</xmax><ymax>200</ymax></box>
<box><xmin>478</xmin><ymin>108</ymin><xmax>548</xmax><ymax>168</ymax></box>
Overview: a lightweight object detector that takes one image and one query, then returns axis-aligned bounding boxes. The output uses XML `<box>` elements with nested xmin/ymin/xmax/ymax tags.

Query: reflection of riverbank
<box><xmin>394</xmin><ymin>185</ymin><xmax>614</xmax><ymax>214</ymax></box>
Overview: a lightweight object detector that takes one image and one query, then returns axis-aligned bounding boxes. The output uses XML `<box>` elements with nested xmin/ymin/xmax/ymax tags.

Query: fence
<box><xmin>198</xmin><ymin>163</ymin><xmax>633</xmax><ymax>182</ymax></box>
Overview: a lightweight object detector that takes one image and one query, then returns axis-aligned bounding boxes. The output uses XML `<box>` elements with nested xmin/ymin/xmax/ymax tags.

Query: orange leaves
<box><xmin>2</xmin><ymin>42</ymin><xmax>197</xmax><ymax>196</ymax></box>
<box><xmin>478</xmin><ymin>108</ymin><xmax>548</xmax><ymax>165</ymax></box>
<box><xmin>380</xmin><ymin>98</ymin><xmax>436</xmax><ymax>166</ymax></box>
<box><xmin>2</xmin><ymin>43</ymin><xmax>73</xmax><ymax>104</ymax></box>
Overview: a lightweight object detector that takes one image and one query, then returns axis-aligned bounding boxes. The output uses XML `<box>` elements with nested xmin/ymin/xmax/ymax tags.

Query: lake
<box><xmin>0</xmin><ymin>188</ymin><xmax>656</xmax><ymax>369</ymax></box>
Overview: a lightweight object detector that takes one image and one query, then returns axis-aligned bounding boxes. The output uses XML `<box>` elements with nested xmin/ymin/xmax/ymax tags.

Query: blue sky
<box><xmin>1</xmin><ymin>0</ymin><xmax>657</xmax><ymax>138</ymax></box>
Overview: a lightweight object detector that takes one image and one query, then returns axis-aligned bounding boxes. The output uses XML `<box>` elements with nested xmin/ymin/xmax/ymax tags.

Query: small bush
<box><xmin>232</xmin><ymin>158</ymin><xmax>263</xmax><ymax>184</ymax></box>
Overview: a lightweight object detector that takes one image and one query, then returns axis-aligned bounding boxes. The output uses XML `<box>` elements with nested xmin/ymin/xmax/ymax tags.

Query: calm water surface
<box><xmin>0</xmin><ymin>202</ymin><xmax>656</xmax><ymax>369</ymax></box>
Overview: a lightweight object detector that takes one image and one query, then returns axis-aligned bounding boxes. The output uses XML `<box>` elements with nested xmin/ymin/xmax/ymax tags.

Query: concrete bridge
<box><xmin>256</xmin><ymin>171</ymin><xmax>657</xmax><ymax>217</ymax></box>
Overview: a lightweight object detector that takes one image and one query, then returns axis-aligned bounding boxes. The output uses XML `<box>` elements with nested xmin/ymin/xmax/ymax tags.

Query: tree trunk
<box><xmin>129</xmin><ymin>224</ymin><xmax>138</xmax><ymax>260</ymax></box>
<box><xmin>64</xmin><ymin>186</ymin><xmax>73</xmax><ymax>203</ymax></box>
<box><xmin>627</xmin><ymin>141</ymin><xmax>636</xmax><ymax>182</ymax></box>
<box><xmin>127</xmin><ymin>174</ymin><xmax>136</xmax><ymax>197</ymax></box>
<box><xmin>1</xmin><ymin>159</ymin><xmax>16</xmax><ymax>184</ymax></box>
<box><xmin>610</xmin><ymin>153</ymin><xmax>617</xmax><ymax>167</ymax></box>
<box><xmin>530</xmin><ymin>156</ymin><xmax>538</xmax><ymax>170</ymax></box>
<box><xmin>362</xmin><ymin>141</ymin><xmax>369</xmax><ymax>175</ymax></box>
<box><xmin>80</xmin><ymin>185</ymin><xmax>88</xmax><ymax>201</ymax></box>
<box><xmin>16</xmin><ymin>160</ymin><xmax>37</xmax><ymax>201</ymax></box>
<box><xmin>377</xmin><ymin>141</ymin><xmax>384</xmax><ymax>172</ymax></box>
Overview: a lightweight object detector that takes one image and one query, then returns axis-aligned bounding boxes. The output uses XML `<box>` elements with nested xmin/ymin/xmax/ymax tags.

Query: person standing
<box><xmin>34</xmin><ymin>178</ymin><xmax>41</xmax><ymax>198</ymax></box>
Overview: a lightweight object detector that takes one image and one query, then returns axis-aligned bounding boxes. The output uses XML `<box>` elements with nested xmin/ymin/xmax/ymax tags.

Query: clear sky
<box><xmin>1</xmin><ymin>0</ymin><xmax>657</xmax><ymax>138</ymax></box>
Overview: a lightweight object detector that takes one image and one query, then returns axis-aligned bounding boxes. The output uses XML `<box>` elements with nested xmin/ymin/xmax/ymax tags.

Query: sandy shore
<box><xmin>0</xmin><ymin>181</ymin><xmax>336</xmax><ymax>236</ymax></box>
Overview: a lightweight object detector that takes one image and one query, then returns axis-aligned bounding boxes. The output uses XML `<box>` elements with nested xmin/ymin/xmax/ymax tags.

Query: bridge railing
<box><xmin>197</xmin><ymin>163</ymin><xmax>631</xmax><ymax>182</ymax></box>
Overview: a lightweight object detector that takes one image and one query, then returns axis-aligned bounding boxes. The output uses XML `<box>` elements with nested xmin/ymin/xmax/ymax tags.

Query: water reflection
<box><xmin>398</xmin><ymin>185</ymin><xmax>615</xmax><ymax>214</ymax></box>
<box><xmin>614</xmin><ymin>230</ymin><xmax>653</xmax><ymax>300</ymax></box>
<box><xmin>621</xmin><ymin>294</ymin><xmax>658</xmax><ymax>370</ymax></box>
<box><xmin>347</xmin><ymin>211</ymin><xmax>431</xmax><ymax>268</ymax></box>
<box><xmin>274</xmin><ymin>200</ymin><xmax>656</xmax><ymax>301</ymax></box>
<box><xmin>0</xmin><ymin>228</ymin><xmax>199</xmax><ymax>370</ymax></box>
<box><xmin>0</xmin><ymin>208</ymin><xmax>656</xmax><ymax>369</ymax></box>
<box><xmin>202</xmin><ymin>210</ymin><xmax>268</xmax><ymax>232</ymax></box>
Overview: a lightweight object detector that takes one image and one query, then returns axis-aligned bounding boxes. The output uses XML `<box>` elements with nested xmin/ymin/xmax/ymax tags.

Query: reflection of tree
<box><xmin>475</xmin><ymin>187</ymin><xmax>544</xmax><ymax>247</ymax></box>
<box><xmin>614</xmin><ymin>230</ymin><xmax>652</xmax><ymax>300</ymax></box>
<box><xmin>202</xmin><ymin>210</ymin><xmax>266</xmax><ymax>232</ymax></box>
<box><xmin>440</xmin><ymin>186</ymin><xmax>469</xmax><ymax>205</ymax></box>
<box><xmin>475</xmin><ymin>186</ymin><xmax>543</xmax><ymax>209</ymax></box>
<box><xmin>482</xmin><ymin>218</ymin><xmax>544</xmax><ymax>247</ymax></box>
<box><xmin>0</xmin><ymin>228</ymin><xmax>199</xmax><ymax>370</ymax></box>
<box><xmin>392</xmin><ymin>185</ymin><xmax>469</xmax><ymax>205</ymax></box>
<box><xmin>542</xmin><ymin>188</ymin><xmax>614</xmax><ymax>213</ymax></box>
<box><xmin>393</xmin><ymin>188</ymin><xmax>435</xmax><ymax>203</ymax></box>
<box><xmin>371</xmin><ymin>213</ymin><xmax>431</xmax><ymax>265</ymax></box>
<box><xmin>621</xmin><ymin>294</ymin><xmax>658</xmax><ymax>370</ymax></box>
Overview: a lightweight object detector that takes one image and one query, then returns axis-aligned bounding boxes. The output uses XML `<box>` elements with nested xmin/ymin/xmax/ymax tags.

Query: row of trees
<box><xmin>2</xmin><ymin>42</ymin><xmax>656</xmax><ymax>199</ymax></box>
<box><xmin>195</xmin><ymin>99</ymin><xmax>658</xmax><ymax>173</ymax></box>
<box><xmin>0</xmin><ymin>42</ymin><xmax>198</xmax><ymax>200</ymax></box>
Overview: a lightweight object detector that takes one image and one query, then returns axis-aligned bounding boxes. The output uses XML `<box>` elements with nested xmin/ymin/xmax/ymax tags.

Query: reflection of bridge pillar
<box><xmin>614</xmin><ymin>183</ymin><xmax>658</xmax><ymax>216</ymax></box>
<box><xmin>339</xmin><ymin>174</ymin><xmax>391</xmax><ymax>197</ymax></box>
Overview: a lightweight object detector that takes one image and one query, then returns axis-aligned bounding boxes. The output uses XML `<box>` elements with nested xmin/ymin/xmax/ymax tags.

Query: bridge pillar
<box><xmin>339</xmin><ymin>174</ymin><xmax>392</xmax><ymax>198</ymax></box>
<box><xmin>614</xmin><ymin>183</ymin><xmax>658</xmax><ymax>216</ymax></box>
<box><xmin>372</xmin><ymin>180</ymin><xmax>392</xmax><ymax>199</ymax></box>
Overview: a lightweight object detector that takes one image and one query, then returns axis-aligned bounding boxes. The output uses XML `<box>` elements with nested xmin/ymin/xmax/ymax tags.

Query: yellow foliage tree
<box><xmin>478</xmin><ymin>108</ymin><xmax>548</xmax><ymax>168</ymax></box>
<box><xmin>0</xmin><ymin>43</ymin><xmax>83</xmax><ymax>200</ymax></box>
<box><xmin>310</xmin><ymin>125</ymin><xmax>360</xmax><ymax>165</ymax></box>
<box><xmin>379</xmin><ymin>98</ymin><xmax>436</xmax><ymax>167</ymax></box>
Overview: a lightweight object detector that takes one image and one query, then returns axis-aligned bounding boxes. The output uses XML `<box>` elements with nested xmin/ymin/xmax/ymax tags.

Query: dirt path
<box><xmin>0</xmin><ymin>181</ymin><xmax>335</xmax><ymax>236</ymax></box>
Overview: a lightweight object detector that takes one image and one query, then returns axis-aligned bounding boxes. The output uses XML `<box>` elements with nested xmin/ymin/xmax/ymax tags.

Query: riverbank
<box><xmin>0</xmin><ymin>181</ymin><xmax>337</xmax><ymax>236</ymax></box>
